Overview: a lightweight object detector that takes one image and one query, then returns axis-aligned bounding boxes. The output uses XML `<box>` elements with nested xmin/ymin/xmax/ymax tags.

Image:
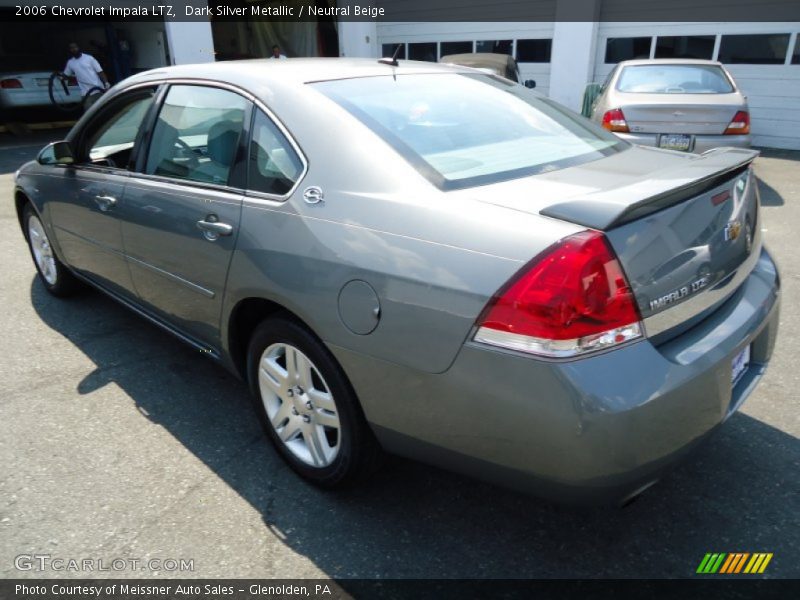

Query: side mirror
<box><xmin>38</xmin><ymin>141</ymin><xmax>74</xmax><ymax>166</ymax></box>
<box><xmin>524</xmin><ymin>79</ymin><xmax>537</xmax><ymax>89</ymax></box>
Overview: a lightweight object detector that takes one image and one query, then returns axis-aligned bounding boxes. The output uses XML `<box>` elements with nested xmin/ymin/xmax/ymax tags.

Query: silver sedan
<box><xmin>13</xmin><ymin>59</ymin><xmax>779</xmax><ymax>504</ymax></box>
<box><xmin>591</xmin><ymin>59</ymin><xmax>752</xmax><ymax>153</ymax></box>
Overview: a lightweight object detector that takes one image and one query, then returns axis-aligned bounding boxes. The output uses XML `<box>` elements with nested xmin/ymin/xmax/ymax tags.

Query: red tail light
<box><xmin>0</xmin><ymin>78</ymin><xmax>23</xmax><ymax>89</ymax></box>
<box><xmin>724</xmin><ymin>110</ymin><xmax>750</xmax><ymax>135</ymax></box>
<box><xmin>67</xmin><ymin>77</ymin><xmax>78</xmax><ymax>87</ymax></box>
<box><xmin>474</xmin><ymin>230</ymin><xmax>642</xmax><ymax>358</ymax></box>
<box><xmin>601</xmin><ymin>108</ymin><xmax>630</xmax><ymax>133</ymax></box>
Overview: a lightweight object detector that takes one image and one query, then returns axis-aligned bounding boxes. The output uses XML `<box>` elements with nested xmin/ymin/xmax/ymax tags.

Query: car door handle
<box><xmin>196</xmin><ymin>219</ymin><xmax>233</xmax><ymax>238</ymax></box>
<box><xmin>94</xmin><ymin>195</ymin><xmax>117</xmax><ymax>211</ymax></box>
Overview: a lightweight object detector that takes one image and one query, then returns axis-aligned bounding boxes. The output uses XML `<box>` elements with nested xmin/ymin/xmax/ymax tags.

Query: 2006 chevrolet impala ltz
<box><xmin>13</xmin><ymin>59</ymin><xmax>780</xmax><ymax>504</ymax></box>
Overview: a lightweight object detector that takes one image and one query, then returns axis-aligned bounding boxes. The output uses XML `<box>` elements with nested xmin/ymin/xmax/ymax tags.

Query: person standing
<box><xmin>270</xmin><ymin>45</ymin><xmax>287</xmax><ymax>59</ymax></box>
<box><xmin>63</xmin><ymin>42</ymin><xmax>109</xmax><ymax>110</ymax></box>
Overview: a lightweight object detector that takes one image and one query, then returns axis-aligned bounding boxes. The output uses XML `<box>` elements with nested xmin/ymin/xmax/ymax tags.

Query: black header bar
<box><xmin>1</xmin><ymin>0</ymin><xmax>799</xmax><ymax>23</ymax></box>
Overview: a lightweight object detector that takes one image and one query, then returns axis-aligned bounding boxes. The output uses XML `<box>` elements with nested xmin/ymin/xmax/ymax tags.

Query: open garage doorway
<box><xmin>0</xmin><ymin>12</ymin><xmax>169</xmax><ymax>83</ymax></box>
<box><xmin>0</xmin><ymin>6</ymin><xmax>169</xmax><ymax>129</ymax></box>
<box><xmin>209</xmin><ymin>1</ymin><xmax>339</xmax><ymax>60</ymax></box>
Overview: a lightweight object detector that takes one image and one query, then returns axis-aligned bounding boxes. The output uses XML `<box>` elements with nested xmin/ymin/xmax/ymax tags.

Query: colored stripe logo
<box><xmin>696</xmin><ymin>553</ymin><xmax>773</xmax><ymax>574</ymax></box>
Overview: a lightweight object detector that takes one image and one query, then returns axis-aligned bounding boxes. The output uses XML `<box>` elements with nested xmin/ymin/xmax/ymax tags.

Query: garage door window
<box><xmin>440</xmin><ymin>41</ymin><xmax>473</xmax><ymax>57</ymax></box>
<box><xmin>516</xmin><ymin>39</ymin><xmax>552</xmax><ymax>63</ymax></box>
<box><xmin>605</xmin><ymin>37</ymin><xmax>651</xmax><ymax>63</ymax></box>
<box><xmin>145</xmin><ymin>85</ymin><xmax>248</xmax><ymax>185</ymax></box>
<box><xmin>247</xmin><ymin>110</ymin><xmax>304</xmax><ymax>197</ymax></box>
<box><xmin>655</xmin><ymin>36</ymin><xmax>715</xmax><ymax>60</ymax></box>
<box><xmin>718</xmin><ymin>34</ymin><xmax>790</xmax><ymax>64</ymax></box>
<box><xmin>477</xmin><ymin>40</ymin><xmax>512</xmax><ymax>55</ymax></box>
<box><xmin>408</xmin><ymin>43</ymin><xmax>437</xmax><ymax>62</ymax></box>
<box><xmin>381</xmin><ymin>44</ymin><xmax>406</xmax><ymax>59</ymax></box>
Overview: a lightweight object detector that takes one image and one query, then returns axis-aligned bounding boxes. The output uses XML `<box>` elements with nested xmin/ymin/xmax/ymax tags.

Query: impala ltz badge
<box><xmin>649</xmin><ymin>275</ymin><xmax>712</xmax><ymax>312</ymax></box>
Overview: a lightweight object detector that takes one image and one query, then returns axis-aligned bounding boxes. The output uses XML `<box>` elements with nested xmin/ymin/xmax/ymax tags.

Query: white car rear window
<box><xmin>616</xmin><ymin>65</ymin><xmax>735</xmax><ymax>94</ymax></box>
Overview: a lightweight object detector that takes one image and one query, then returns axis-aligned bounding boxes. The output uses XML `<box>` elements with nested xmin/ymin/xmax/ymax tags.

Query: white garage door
<box><xmin>593</xmin><ymin>22</ymin><xmax>800</xmax><ymax>150</ymax></box>
<box><xmin>376</xmin><ymin>22</ymin><xmax>555</xmax><ymax>97</ymax></box>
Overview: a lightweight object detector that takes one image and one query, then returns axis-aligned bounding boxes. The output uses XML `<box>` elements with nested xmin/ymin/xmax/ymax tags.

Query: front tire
<box><xmin>247</xmin><ymin>316</ymin><xmax>380</xmax><ymax>487</ymax></box>
<box><xmin>23</xmin><ymin>204</ymin><xmax>81</xmax><ymax>297</ymax></box>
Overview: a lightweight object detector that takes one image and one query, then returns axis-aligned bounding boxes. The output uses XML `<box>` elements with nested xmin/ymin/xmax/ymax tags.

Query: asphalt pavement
<box><xmin>1</xmin><ymin>133</ymin><xmax>798</xmax><ymax>580</ymax></box>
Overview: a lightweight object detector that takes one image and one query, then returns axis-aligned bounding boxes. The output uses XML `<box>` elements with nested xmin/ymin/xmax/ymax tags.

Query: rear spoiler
<box><xmin>540</xmin><ymin>148</ymin><xmax>759</xmax><ymax>231</ymax></box>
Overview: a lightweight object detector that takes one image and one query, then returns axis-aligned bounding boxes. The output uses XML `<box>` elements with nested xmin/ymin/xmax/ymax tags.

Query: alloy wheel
<box><xmin>28</xmin><ymin>214</ymin><xmax>58</xmax><ymax>285</ymax></box>
<box><xmin>258</xmin><ymin>343</ymin><xmax>341</xmax><ymax>467</ymax></box>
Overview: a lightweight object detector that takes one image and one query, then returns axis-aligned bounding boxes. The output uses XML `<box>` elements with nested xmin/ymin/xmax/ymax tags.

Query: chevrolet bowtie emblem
<box><xmin>725</xmin><ymin>221</ymin><xmax>742</xmax><ymax>242</ymax></box>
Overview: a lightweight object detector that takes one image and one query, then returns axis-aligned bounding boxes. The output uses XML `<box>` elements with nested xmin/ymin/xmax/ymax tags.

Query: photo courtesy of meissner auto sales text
<box><xmin>0</xmin><ymin>0</ymin><xmax>798</xmax><ymax>597</ymax></box>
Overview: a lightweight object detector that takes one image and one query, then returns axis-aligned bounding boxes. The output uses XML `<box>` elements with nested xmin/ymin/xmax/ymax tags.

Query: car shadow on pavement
<box><xmin>30</xmin><ymin>278</ymin><xmax>800</xmax><ymax>579</ymax></box>
<box><xmin>757</xmin><ymin>177</ymin><xmax>785</xmax><ymax>207</ymax></box>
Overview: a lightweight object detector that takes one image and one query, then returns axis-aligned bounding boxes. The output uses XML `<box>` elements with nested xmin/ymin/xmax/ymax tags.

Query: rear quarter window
<box><xmin>248</xmin><ymin>109</ymin><xmax>304</xmax><ymax>196</ymax></box>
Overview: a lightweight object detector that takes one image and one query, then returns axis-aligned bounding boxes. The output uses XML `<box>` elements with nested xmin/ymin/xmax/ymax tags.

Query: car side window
<box><xmin>83</xmin><ymin>89</ymin><xmax>155</xmax><ymax>169</ymax></box>
<box><xmin>248</xmin><ymin>109</ymin><xmax>303</xmax><ymax>196</ymax></box>
<box><xmin>145</xmin><ymin>85</ymin><xmax>248</xmax><ymax>186</ymax></box>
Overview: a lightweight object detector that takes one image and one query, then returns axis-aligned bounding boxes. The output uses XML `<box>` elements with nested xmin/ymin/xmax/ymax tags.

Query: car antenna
<box><xmin>378</xmin><ymin>44</ymin><xmax>402</xmax><ymax>67</ymax></box>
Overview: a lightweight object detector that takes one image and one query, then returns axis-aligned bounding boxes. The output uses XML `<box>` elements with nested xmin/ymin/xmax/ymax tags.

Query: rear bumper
<box><xmin>0</xmin><ymin>89</ymin><xmax>52</xmax><ymax>108</ymax></box>
<box><xmin>334</xmin><ymin>248</ymin><xmax>780</xmax><ymax>504</ymax></box>
<box><xmin>617</xmin><ymin>132</ymin><xmax>752</xmax><ymax>154</ymax></box>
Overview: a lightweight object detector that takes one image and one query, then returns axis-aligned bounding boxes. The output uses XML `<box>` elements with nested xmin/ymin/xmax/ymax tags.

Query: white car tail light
<box><xmin>724</xmin><ymin>111</ymin><xmax>750</xmax><ymax>135</ymax></box>
<box><xmin>601</xmin><ymin>108</ymin><xmax>630</xmax><ymax>134</ymax></box>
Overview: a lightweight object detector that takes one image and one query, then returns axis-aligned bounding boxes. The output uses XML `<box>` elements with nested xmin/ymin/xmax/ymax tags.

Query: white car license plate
<box><xmin>659</xmin><ymin>134</ymin><xmax>692</xmax><ymax>151</ymax></box>
<box><xmin>36</xmin><ymin>78</ymin><xmax>49</xmax><ymax>87</ymax></box>
<box><xmin>732</xmin><ymin>345</ymin><xmax>751</xmax><ymax>385</ymax></box>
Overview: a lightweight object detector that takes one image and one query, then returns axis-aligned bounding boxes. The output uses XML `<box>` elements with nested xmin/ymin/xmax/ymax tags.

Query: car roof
<box><xmin>617</xmin><ymin>58</ymin><xmax>724</xmax><ymax>67</ymax></box>
<box><xmin>123</xmin><ymin>57</ymin><xmax>473</xmax><ymax>88</ymax></box>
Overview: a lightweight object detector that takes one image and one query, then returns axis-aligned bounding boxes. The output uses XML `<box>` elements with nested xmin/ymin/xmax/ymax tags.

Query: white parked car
<box><xmin>591</xmin><ymin>59</ymin><xmax>751</xmax><ymax>153</ymax></box>
<box><xmin>0</xmin><ymin>70</ymin><xmax>78</xmax><ymax>109</ymax></box>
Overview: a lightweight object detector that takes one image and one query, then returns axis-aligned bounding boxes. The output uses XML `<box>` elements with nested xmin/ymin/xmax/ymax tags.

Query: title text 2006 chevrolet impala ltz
<box><xmin>13</xmin><ymin>59</ymin><xmax>779</xmax><ymax>504</ymax></box>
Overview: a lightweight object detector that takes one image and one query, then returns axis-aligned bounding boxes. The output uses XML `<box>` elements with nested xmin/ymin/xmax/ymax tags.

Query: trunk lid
<box><xmin>456</xmin><ymin>145</ymin><xmax>761</xmax><ymax>337</ymax></box>
<box><xmin>603</xmin><ymin>157</ymin><xmax>761</xmax><ymax>335</ymax></box>
<box><xmin>618</xmin><ymin>93</ymin><xmax>744</xmax><ymax>135</ymax></box>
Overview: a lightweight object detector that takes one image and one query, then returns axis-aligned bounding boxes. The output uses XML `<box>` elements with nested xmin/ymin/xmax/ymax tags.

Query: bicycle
<box><xmin>48</xmin><ymin>72</ymin><xmax>105</xmax><ymax>112</ymax></box>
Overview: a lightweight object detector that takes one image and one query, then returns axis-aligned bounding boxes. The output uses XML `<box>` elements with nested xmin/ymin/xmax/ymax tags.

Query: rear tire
<box><xmin>247</xmin><ymin>316</ymin><xmax>380</xmax><ymax>487</ymax></box>
<box><xmin>23</xmin><ymin>204</ymin><xmax>81</xmax><ymax>297</ymax></box>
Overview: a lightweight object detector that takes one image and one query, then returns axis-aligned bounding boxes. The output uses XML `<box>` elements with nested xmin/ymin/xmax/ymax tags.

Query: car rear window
<box><xmin>616</xmin><ymin>64</ymin><xmax>734</xmax><ymax>94</ymax></box>
<box><xmin>312</xmin><ymin>73</ymin><xmax>626</xmax><ymax>190</ymax></box>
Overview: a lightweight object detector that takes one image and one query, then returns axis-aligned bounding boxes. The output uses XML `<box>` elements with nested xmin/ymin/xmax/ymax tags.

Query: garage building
<box><xmin>374</xmin><ymin>17</ymin><xmax>800</xmax><ymax>150</ymax></box>
<box><xmin>1</xmin><ymin>0</ymin><xmax>798</xmax><ymax>150</ymax></box>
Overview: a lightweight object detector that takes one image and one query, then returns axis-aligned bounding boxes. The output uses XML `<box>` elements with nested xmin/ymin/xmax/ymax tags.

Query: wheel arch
<box><xmin>14</xmin><ymin>188</ymin><xmax>33</xmax><ymax>237</ymax></box>
<box><xmin>15</xmin><ymin>189</ymin><xmax>68</xmax><ymax>263</ymax></box>
<box><xmin>226</xmin><ymin>296</ymin><xmax>320</xmax><ymax>380</ymax></box>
